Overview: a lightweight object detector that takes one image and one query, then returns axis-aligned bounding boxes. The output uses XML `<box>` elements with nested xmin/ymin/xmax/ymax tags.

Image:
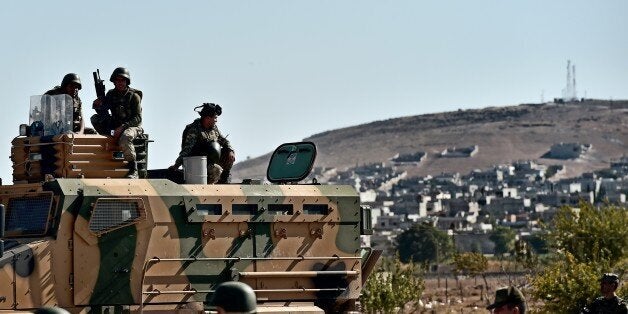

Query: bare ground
<box><xmin>410</xmin><ymin>273</ymin><xmax>538</xmax><ymax>313</ymax></box>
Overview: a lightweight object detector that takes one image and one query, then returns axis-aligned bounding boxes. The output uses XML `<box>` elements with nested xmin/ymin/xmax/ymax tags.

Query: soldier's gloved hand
<box><xmin>92</xmin><ymin>98</ymin><xmax>103</xmax><ymax>109</ymax></box>
<box><xmin>226</xmin><ymin>151</ymin><xmax>235</xmax><ymax>164</ymax></box>
<box><xmin>168</xmin><ymin>165</ymin><xmax>179</xmax><ymax>172</ymax></box>
<box><xmin>112</xmin><ymin>126</ymin><xmax>124</xmax><ymax>139</ymax></box>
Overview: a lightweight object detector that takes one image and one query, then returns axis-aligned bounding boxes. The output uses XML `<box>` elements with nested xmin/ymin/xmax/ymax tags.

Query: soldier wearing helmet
<box><xmin>487</xmin><ymin>286</ymin><xmax>526</xmax><ymax>314</ymax></box>
<box><xmin>208</xmin><ymin>281</ymin><xmax>257</xmax><ymax>314</ymax></box>
<box><xmin>582</xmin><ymin>273</ymin><xmax>627</xmax><ymax>313</ymax></box>
<box><xmin>44</xmin><ymin>73</ymin><xmax>84</xmax><ymax>133</ymax></box>
<box><xmin>168</xmin><ymin>103</ymin><xmax>235</xmax><ymax>184</ymax></box>
<box><xmin>91</xmin><ymin>67</ymin><xmax>143</xmax><ymax>179</ymax></box>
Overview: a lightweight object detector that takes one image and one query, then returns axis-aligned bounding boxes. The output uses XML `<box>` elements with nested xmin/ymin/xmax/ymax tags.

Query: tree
<box><xmin>531</xmin><ymin>202</ymin><xmax>628</xmax><ymax>313</ymax></box>
<box><xmin>546</xmin><ymin>202</ymin><xmax>627</xmax><ymax>266</ymax></box>
<box><xmin>396</xmin><ymin>223</ymin><xmax>454</xmax><ymax>264</ymax></box>
<box><xmin>531</xmin><ymin>252</ymin><xmax>600</xmax><ymax>313</ymax></box>
<box><xmin>452</xmin><ymin>252</ymin><xmax>488</xmax><ymax>277</ymax></box>
<box><xmin>360</xmin><ymin>255</ymin><xmax>425</xmax><ymax>313</ymax></box>
<box><xmin>452</xmin><ymin>252</ymin><xmax>489</xmax><ymax>301</ymax></box>
<box><xmin>489</xmin><ymin>226</ymin><xmax>516</xmax><ymax>256</ymax></box>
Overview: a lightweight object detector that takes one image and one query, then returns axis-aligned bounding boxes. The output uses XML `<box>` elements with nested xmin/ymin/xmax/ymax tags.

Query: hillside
<box><xmin>232</xmin><ymin>100</ymin><xmax>628</xmax><ymax>181</ymax></box>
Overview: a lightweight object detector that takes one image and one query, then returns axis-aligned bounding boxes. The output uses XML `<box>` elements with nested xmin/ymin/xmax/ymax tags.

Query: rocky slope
<box><xmin>232</xmin><ymin>100</ymin><xmax>628</xmax><ymax>181</ymax></box>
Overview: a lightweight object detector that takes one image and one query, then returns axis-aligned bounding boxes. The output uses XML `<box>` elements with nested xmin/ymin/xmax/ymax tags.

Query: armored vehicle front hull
<box><xmin>0</xmin><ymin>178</ymin><xmax>374</xmax><ymax>313</ymax></box>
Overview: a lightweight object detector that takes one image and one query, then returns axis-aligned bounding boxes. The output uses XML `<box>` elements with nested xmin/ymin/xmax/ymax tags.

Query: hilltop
<box><xmin>232</xmin><ymin>100</ymin><xmax>628</xmax><ymax>181</ymax></box>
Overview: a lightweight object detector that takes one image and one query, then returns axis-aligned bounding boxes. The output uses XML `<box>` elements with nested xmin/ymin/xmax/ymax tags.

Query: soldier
<box><xmin>91</xmin><ymin>67</ymin><xmax>143</xmax><ymax>179</ymax></box>
<box><xmin>168</xmin><ymin>103</ymin><xmax>235</xmax><ymax>184</ymax></box>
<box><xmin>208</xmin><ymin>281</ymin><xmax>257</xmax><ymax>314</ymax></box>
<box><xmin>44</xmin><ymin>73</ymin><xmax>84</xmax><ymax>133</ymax></box>
<box><xmin>582</xmin><ymin>273</ymin><xmax>627</xmax><ymax>314</ymax></box>
<box><xmin>487</xmin><ymin>286</ymin><xmax>526</xmax><ymax>313</ymax></box>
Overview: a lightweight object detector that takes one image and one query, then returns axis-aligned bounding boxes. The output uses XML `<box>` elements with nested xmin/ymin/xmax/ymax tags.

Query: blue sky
<box><xmin>1</xmin><ymin>1</ymin><xmax>626</xmax><ymax>181</ymax></box>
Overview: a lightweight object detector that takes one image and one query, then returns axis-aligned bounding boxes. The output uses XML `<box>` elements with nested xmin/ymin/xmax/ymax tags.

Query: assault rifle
<box><xmin>92</xmin><ymin>69</ymin><xmax>107</xmax><ymax>111</ymax></box>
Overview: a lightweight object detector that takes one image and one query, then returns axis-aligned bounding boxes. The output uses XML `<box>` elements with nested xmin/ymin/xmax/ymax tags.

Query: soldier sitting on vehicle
<box><xmin>91</xmin><ymin>67</ymin><xmax>143</xmax><ymax>179</ymax></box>
<box><xmin>168</xmin><ymin>103</ymin><xmax>235</xmax><ymax>184</ymax></box>
<box><xmin>582</xmin><ymin>273</ymin><xmax>627</xmax><ymax>314</ymax></box>
<box><xmin>44</xmin><ymin>73</ymin><xmax>84</xmax><ymax>133</ymax></box>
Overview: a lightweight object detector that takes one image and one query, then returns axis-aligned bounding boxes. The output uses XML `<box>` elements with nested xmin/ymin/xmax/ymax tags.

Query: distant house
<box><xmin>433</xmin><ymin>172</ymin><xmax>461</xmax><ymax>185</ymax></box>
<box><xmin>440</xmin><ymin>145</ymin><xmax>479</xmax><ymax>158</ymax></box>
<box><xmin>454</xmin><ymin>233</ymin><xmax>495</xmax><ymax>254</ymax></box>
<box><xmin>435</xmin><ymin>216</ymin><xmax>469</xmax><ymax>231</ymax></box>
<box><xmin>499</xmin><ymin>187</ymin><xmax>518</xmax><ymax>198</ymax></box>
<box><xmin>469</xmin><ymin>168</ymin><xmax>504</xmax><ymax>186</ymax></box>
<box><xmin>483</xmin><ymin>197</ymin><xmax>526</xmax><ymax>217</ymax></box>
<box><xmin>535</xmin><ymin>191</ymin><xmax>594</xmax><ymax>207</ymax></box>
<box><xmin>610</xmin><ymin>156</ymin><xmax>628</xmax><ymax>174</ymax></box>
<box><xmin>549</xmin><ymin>142</ymin><xmax>591</xmax><ymax>159</ymax></box>
<box><xmin>391</xmin><ymin>151</ymin><xmax>426</xmax><ymax>165</ymax></box>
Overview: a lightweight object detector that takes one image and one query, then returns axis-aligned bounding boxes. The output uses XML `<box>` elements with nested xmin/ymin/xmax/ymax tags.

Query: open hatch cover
<box><xmin>266</xmin><ymin>142</ymin><xmax>316</xmax><ymax>183</ymax></box>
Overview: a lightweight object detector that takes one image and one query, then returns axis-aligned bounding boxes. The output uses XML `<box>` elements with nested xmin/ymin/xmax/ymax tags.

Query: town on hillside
<box><xmin>309</xmin><ymin>147</ymin><xmax>628</xmax><ymax>260</ymax></box>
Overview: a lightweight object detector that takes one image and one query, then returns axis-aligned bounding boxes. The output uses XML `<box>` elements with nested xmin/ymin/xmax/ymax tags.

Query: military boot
<box><xmin>126</xmin><ymin>161</ymin><xmax>139</xmax><ymax>179</ymax></box>
<box><xmin>207</xmin><ymin>164</ymin><xmax>223</xmax><ymax>184</ymax></box>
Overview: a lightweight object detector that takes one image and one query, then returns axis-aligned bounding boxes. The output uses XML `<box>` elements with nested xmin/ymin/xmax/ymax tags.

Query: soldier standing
<box><xmin>91</xmin><ymin>67</ymin><xmax>143</xmax><ymax>179</ymax></box>
<box><xmin>44</xmin><ymin>73</ymin><xmax>84</xmax><ymax>133</ymax></box>
<box><xmin>168</xmin><ymin>103</ymin><xmax>235</xmax><ymax>184</ymax></box>
<box><xmin>583</xmin><ymin>273</ymin><xmax>627</xmax><ymax>314</ymax></box>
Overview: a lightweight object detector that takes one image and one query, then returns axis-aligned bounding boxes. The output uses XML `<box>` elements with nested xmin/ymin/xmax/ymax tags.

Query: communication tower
<box><xmin>561</xmin><ymin>60</ymin><xmax>578</xmax><ymax>101</ymax></box>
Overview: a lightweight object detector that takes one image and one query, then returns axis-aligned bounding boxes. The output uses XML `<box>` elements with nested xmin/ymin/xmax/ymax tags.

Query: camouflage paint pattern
<box><xmin>0</xmin><ymin>178</ymin><xmax>367</xmax><ymax>312</ymax></box>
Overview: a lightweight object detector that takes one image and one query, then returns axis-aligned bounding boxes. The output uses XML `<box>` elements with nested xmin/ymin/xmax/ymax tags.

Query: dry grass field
<box><xmin>412</xmin><ymin>273</ymin><xmax>536</xmax><ymax>313</ymax></box>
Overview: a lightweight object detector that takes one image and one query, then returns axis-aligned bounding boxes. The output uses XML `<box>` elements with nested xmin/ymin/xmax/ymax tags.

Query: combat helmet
<box><xmin>61</xmin><ymin>73</ymin><xmax>82</xmax><ymax>90</ymax></box>
<box><xmin>110</xmin><ymin>67</ymin><xmax>131</xmax><ymax>85</ymax></box>
<box><xmin>196</xmin><ymin>103</ymin><xmax>222</xmax><ymax>117</ymax></box>
<box><xmin>487</xmin><ymin>286</ymin><xmax>526</xmax><ymax>312</ymax></box>
<box><xmin>208</xmin><ymin>281</ymin><xmax>256</xmax><ymax>313</ymax></box>
<box><xmin>206</xmin><ymin>141</ymin><xmax>222</xmax><ymax>164</ymax></box>
<box><xmin>600</xmin><ymin>273</ymin><xmax>620</xmax><ymax>285</ymax></box>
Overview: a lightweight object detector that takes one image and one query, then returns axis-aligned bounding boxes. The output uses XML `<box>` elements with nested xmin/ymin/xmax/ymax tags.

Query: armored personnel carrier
<box><xmin>0</xmin><ymin>95</ymin><xmax>380</xmax><ymax>313</ymax></box>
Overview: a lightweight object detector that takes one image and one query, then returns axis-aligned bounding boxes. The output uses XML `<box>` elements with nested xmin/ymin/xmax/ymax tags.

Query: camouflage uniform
<box><xmin>44</xmin><ymin>86</ymin><xmax>83</xmax><ymax>133</ymax></box>
<box><xmin>586</xmin><ymin>296</ymin><xmax>628</xmax><ymax>314</ymax></box>
<box><xmin>90</xmin><ymin>88</ymin><xmax>143</xmax><ymax>162</ymax></box>
<box><xmin>174</xmin><ymin>118</ymin><xmax>233</xmax><ymax>183</ymax></box>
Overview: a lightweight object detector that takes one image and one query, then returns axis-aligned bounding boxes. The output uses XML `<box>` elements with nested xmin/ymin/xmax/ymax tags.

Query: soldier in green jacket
<box><xmin>44</xmin><ymin>73</ymin><xmax>84</xmax><ymax>133</ymax></box>
<box><xmin>91</xmin><ymin>67</ymin><xmax>143</xmax><ymax>179</ymax></box>
<box><xmin>582</xmin><ymin>273</ymin><xmax>627</xmax><ymax>314</ymax></box>
<box><xmin>169</xmin><ymin>103</ymin><xmax>235</xmax><ymax>184</ymax></box>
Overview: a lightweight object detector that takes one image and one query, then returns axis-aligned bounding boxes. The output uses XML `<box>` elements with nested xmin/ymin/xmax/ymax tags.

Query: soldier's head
<box><xmin>600</xmin><ymin>273</ymin><xmax>620</xmax><ymax>295</ymax></box>
<box><xmin>110</xmin><ymin>67</ymin><xmax>131</xmax><ymax>90</ymax></box>
<box><xmin>487</xmin><ymin>286</ymin><xmax>526</xmax><ymax>314</ymax></box>
<box><xmin>61</xmin><ymin>73</ymin><xmax>81</xmax><ymax>96</ymax></box>
<box><xmin>208</xmin><ymin>281</ymin><xmax>257</xmax><ymax>314</ymax></box>
<box><xmin>197</xmin><ymin>103</ymin><xmax>222</xmax><ymax>129</ymax></box>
